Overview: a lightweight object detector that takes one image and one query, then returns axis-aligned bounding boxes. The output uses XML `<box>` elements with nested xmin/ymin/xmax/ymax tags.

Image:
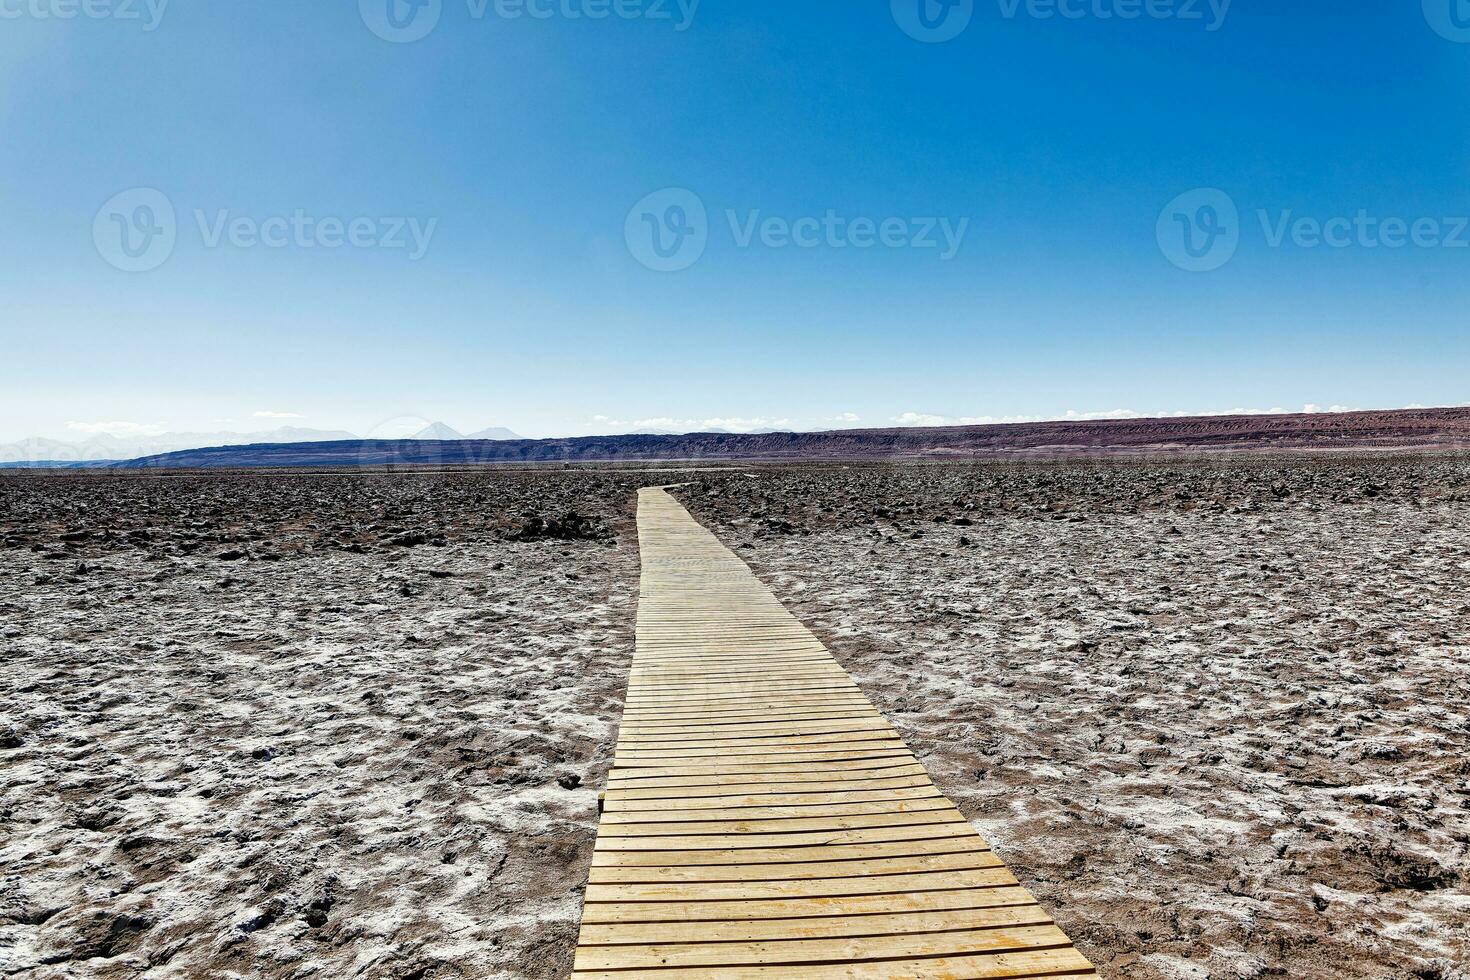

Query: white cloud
<box><xmin>253</xmin><ymin>410</ymin><xmax>304</xmax><ymax>419</ymax></box>
<box><xmin>592</xmin><ymin>416</ymin><xmax>795</xmax><ymax>433</ymax></box>
<box><xmin>892</xmin><ymin>412</ymin><xmax>963</xmax><ymax>427</ymax></box>
<box><xmin>586</xmin><ymin>403</ymin><xmax>1392</xmax><ymax>438</ymax></box>
<box><xmin>891</xmin><ymin>404</ymin><xmax>1377</xmax><ymax>428</ymax></box>
<box><xmin>889</xmin><ymin>410</ymin><xmax>1114</xmax><ymax>427</ymax></box>
<box><xmin>66</xmin><ymin>420</ymin><xmax>168</xmax><ymax>436</ymax></box>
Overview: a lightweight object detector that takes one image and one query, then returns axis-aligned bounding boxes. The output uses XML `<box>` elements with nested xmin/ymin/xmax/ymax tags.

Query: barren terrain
<box><xmin>3</xmin><ymin>457</ymin><xmax>1468</xmax><ymax>980</ymax></box>
<box><xmin>1</xmin><ymin>470</ymin><xmax>642</xmax><ymax>979</ymax></box>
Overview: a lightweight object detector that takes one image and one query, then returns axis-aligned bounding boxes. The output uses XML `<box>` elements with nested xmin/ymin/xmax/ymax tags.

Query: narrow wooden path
<box><xmin>571</xmin><ymin>487</ymin><xmax>1095</xmax><ymax>979</ymax></box>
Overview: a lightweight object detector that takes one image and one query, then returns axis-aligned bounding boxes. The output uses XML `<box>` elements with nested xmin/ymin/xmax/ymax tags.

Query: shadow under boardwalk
<box><xmin>571</xmin><ymin>487</ymin><xmax>1096</xmax><ymax>979</ymax></box>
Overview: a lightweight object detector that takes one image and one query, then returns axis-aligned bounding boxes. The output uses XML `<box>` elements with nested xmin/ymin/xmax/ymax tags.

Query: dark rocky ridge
<box><xmin>109</xmin><ymin>407</ymin><xmax>1470</xmax><ymax>469</ymax></box>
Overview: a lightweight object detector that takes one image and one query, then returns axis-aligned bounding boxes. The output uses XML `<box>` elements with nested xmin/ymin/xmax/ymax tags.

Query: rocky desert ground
<box><xmin>3</xmin><ymin>456</ymin><xmax>1468</xmax><ymax>980</ymax></box>
<box><xmin>1</xmin><ymin>469</ymin><xmax>644</xmax><ymax>979</ymax></box>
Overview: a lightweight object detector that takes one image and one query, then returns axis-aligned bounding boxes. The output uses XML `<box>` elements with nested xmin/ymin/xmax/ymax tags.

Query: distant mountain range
<box><xmin>412</xmin><ymin>423</ymin><xmax>523</xmax><ymax>441</ymax></box>
<box><xmin>89</xmin><ymin>407</ymin><xmax>1470</xmax><ymax>470</ymax></box>
<box><xmin>0</xmin><ymin>422</ymin><xmax>522</xmax><ymax>466</ymax></box>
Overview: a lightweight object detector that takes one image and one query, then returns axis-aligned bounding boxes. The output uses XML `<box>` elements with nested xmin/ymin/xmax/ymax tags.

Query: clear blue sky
<box><xmin>4</xmin><ymin>1</ymin><xmax>1469</xmax><ymax>441</ymax></box>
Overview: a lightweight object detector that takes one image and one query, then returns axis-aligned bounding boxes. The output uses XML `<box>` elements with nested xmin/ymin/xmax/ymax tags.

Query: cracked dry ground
<box><xmin>0</xmin><ymin>470</ymin><xmax>642</xmax><ymax>979</ymax></box>
<box><xmin>675</xmin><ymin>456</ymin><xmax>1470</xmax><ymax>980</ymax></box>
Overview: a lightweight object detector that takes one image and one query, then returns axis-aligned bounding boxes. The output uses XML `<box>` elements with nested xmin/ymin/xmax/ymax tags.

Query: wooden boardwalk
<box><xmin>571</xmin><ymin>487</ymin><xmax>1095</xmax><ymax>979</ymax></box>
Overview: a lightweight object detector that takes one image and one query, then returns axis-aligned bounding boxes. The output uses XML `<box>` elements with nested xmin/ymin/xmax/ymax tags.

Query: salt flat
<box><xmin>2</xmin><ymin>457</ymin><xmax>1466</xmax><ymax>979</ymax></box>
<box><xmin>1</xmin><ymin>471</ymin><xmax>640</xmax><ymax>978</ymax></box>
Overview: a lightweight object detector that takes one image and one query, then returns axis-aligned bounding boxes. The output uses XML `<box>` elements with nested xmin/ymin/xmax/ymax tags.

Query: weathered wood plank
<box><xmin>591</xmin><ymin>837</ymin><xmax>992</xmax><ymax>867</ymax></box>
<box><xmin>577</xmin><ymin>904</ymin><xmax>1053</xmax><ymax>946</ymax></box>
<box><xmin>571</xmin><ymin>949</ymin><xmax>1096</xmax><ymax>979</ymax></box>
<box><xmin>573</xmin><ymin>924</ymin><xmax>1072</xmax><ymax>971</ymax></box>
<box><xmin>579</xmin><ymin>886</ymin><xmax>1042</xmax><ymax>924</ymax></box>
<box><xmin>592</xmin><ymin>823</ymin><xmax>986</xmax><ymax>853</ymax></box>
<box><xmin>587</xmin><ymin>850</ymin><xmax>1003</xmax><ymax>884</ymax></box>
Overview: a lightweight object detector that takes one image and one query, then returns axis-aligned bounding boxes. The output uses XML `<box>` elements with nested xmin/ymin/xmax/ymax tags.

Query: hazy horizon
<box><xmin>7</xmin><ymin>400</ymin><xmax>1469</xmax><ymax>452</ymax></box>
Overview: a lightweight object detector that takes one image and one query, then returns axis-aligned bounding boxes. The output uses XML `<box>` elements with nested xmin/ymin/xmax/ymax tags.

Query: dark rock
<box><xmin>387</xmin><ymin>532</ymin><xmax>428</xmax><ymax>547</ymax></box>
<box><xmin>508</xmin><ymin>512</ymin><xmax>610</xmax><ymax>543</ymax></box>
<box><xmin>238</xmin><ymin>905</ymin><xmax>279</xmax><ymax>933</ymax></box>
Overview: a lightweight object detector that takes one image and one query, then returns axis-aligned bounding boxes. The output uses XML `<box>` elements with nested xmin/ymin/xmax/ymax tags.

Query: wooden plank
<box><xmin>606</xmin><ymin>759</ymin><xmax>927</xmax><ymax>779</ymax></box>
<box><xmin>593</xmin><ymin>808</ymin><xmax>967</xmax><ymax>838</ymax></box>
<box><xmin>591</xmin><ymin>837</ymin><xmax>992</xmax><ymax>867</ymax></box>
<box><xmin>614</xmin><ymin>739</ymin><xmax>906</xmax><ymax>755</ymax></box>
<box><xmin>578</xmin><ymin>904</ymin><xmax>1053</xmax><ymax>945</ymax></box>
<box><xmin>624</xmin><ymin>685</ymin><xmax>866</xmax><ymax>701</ymax></box>
<box><xmin>615</xmin><ymin>726</ymin><xmax>900</xmax><ymax>748</ymax></box>
<box><xmin>587</xmin><ymin>851</ymin><xmax>1003</xmax><ymax>883</ymax></box>
<box><xmin>618</xmin><ymin>713</ymin><xmax>886</xmax><ymax>732</ymax></box>
<box><xmin>585</xmin><ymin>867</ymin><xmax>1019</xmax><ymax>903</ymax></box>
<box><xmin>599</xmin><ymin>797</ymin><xmax>954</xmax><ymax>825</ymax></box>
<box><xmin>578</xmin><ymin>886</ymin><xmax>1042</xmax><ymax>924</ymax></box>
<box><xmin>606</xmin><ymin>773</ymin><xmax>936</xmax><ymax>800</ymax></box>
<box><xmin>620</xmin><ymin>714</ymin><xmax>893</xmax><ymax>732</ymax></box>
<box><xmin>620</xmin><ymin>701</ymin><xmax>878</xmax><ymax>718</ymax></box>
<box><xmin>621</xmin><ymin>699</ymin><xmax>877</xmax><ymax>717</ymax></box>
<box><xmin>591</xmin><ymin>824</ymin><xmax>984</xmax><ymax>852</ymax></box>
<box><xmin>573</xmin><ymin>924</ymin><xmax>1072</xmax><ymax>971</ymax></box>
<box><xmin>629</xmin><ymin>667</ymin><xmax>851</xmax><ymax>682</ymax></box>
<box><xmin>604</xmin><ymin>786</ymin><xmax>944</xmax><ymax>813</ymax></box>
<box><xmin>605</xmin><ymin>758</ymin><xmax>925</xmax><ymax>780</ymax></box>
<box><xmin>621</xmin><ymin>698</ymin><xmax>880</xmax><ymax>713</ymax></box>
<box><xmin>613</xmin><ymin>747</ymin><xmax>915</xmax><ymax>766</ymax></box>
<box><xmin>571</xmin><ymin>949</ymin><xmax>1096</xmax><ymax>979</ymax></box>
<box><xmin>572</xmin><ymin>487</ymin><xmax>1092</xmax><ymax>977</ymax></box>
<box><xmin>614</xmin><ymin>714</ymin><xmax>887</xmax><ymax>734</ymax></box>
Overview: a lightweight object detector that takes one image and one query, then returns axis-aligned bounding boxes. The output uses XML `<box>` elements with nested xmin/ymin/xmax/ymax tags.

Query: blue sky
<box><xmin>3</xmin><ymin>1</ymin><xmax>1469</xmax><ymax>441</ymax></box>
